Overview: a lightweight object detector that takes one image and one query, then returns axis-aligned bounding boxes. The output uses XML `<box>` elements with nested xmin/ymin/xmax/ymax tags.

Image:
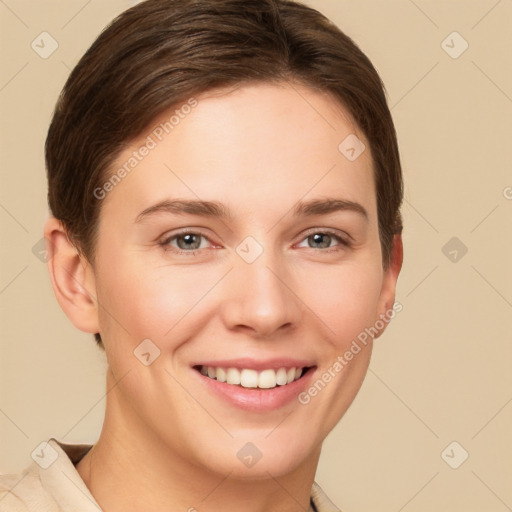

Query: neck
<box><xmin>76</xmin><ymin>368</ymin><xmax>320</xmax><ymax>512</ymax></box>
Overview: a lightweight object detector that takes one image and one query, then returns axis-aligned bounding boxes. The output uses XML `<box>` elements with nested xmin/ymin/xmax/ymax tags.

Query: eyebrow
<box><xmin>292</xmin><ymin>198</ymin><xmax>368</xmax><ymax>220</ymax></box>
<box><xmin>135</xmin><ymin>197</ymin><xmax>368</xmax><ymax>223</ymax></box>
<box><xmin>135</xmin><ymin>199</ymin><xmax>230</xmax><ymax>223</ymax></box>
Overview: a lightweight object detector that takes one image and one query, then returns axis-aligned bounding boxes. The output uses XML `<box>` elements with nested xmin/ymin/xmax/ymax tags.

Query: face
<box><xmin>88</xmin><ymin>82</ymin><xmax>399</xmax><ymax>478</ymax></box>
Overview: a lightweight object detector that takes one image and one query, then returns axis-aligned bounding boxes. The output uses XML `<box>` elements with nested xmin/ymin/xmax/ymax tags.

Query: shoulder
<box><xmin>0</xmin><ymin>463</ymin><xmax>59</xmax><ymax>512</ymax></box>
<box><xmin>0</xmin><ymin>438</ymin><xmax>97</xmax><ymax>512</ymax></box>
<box><xmin>311</xmin><ymin>481</ymin><xmax>341</xmax><ymax>512</ymax></box>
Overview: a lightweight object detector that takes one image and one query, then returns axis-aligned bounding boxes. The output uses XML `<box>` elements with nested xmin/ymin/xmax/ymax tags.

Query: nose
<box><xmin>219</xmin><ymin>248</ymin><xmax>303</xmax><ymax>338</ymax></box>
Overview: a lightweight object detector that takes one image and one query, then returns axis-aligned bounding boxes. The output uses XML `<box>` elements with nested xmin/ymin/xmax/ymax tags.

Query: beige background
<box><xmin>1</xmin><ymin>0</ymin><xmax>511</xmax><ymax>510</ymax></box>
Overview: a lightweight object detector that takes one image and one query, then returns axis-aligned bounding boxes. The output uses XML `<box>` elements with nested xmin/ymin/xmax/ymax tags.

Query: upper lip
<box><xmin>192</xmin><ymin>358</ymin><xmax>315</xmax><ymax>371</ymax></box>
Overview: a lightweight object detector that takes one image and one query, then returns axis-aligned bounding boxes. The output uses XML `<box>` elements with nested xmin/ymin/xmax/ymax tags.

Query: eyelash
<box><xmin>159</xmin><ymin>228</ymin><xmax>351</xmax><ymax>256</ymax></box>
<box><xmin>296</xmin><ymin>229</ymin><xmax>351</xmax><ymax>253</ymax></box>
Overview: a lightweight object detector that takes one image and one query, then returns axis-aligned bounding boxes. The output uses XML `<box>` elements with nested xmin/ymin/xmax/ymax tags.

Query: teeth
<box><xmin>276</xmin><ymin>367</ymin><xmax>288</xmax><ymax>386</ymax></box>
<box><xmin>240</xmin><ymin>369</ymin><xmax>258</xmax><ymax>388</ymax></box>
<box><xmin>199</xmin><ymin>366</ymin><xmax>306</xmax><ymax>389</ymax></box>
<box><xmin>226</xmin><ymin>367</ymin><xmax>241</xmax><ymax>385</ymax></box>
<box><xmin>258</xmin><ymin>369</ymin><xmax>276</xmax><ymax>389</ymax></box>
<box><xmin>216</xmin><ymin>367</ymin><xmax>227</xmax><ymax>383</ymax></box>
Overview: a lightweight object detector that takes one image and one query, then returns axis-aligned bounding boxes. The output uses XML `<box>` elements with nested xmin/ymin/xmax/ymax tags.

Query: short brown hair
<box><xmin>45</xmin><ymin>0</ymin><xmax>403</xmax><ymax>348</ymax></box>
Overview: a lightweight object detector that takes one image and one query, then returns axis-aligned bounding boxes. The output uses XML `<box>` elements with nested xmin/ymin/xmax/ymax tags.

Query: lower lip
<box><xmin>195</xmin><ymin>368</ymin><xmax>316</xmax><ymax>412</ymax></box>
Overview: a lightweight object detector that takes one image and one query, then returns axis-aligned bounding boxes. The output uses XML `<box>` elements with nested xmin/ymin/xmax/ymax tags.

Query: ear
<box><xmin>374</xmin><ymin>234</ymin><xmax>403</xmax><ymax>339</ymax></box>
<box><xmin>44</xmin><ymin>217</ymin><xmax>100</xmax><ymax>335</ymax></box>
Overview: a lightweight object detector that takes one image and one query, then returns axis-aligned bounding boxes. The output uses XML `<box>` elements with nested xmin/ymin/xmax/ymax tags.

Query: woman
<box><xmin>0</xmin><ymin>0</ymin><xmax>403</xmax><ymax>510</ymax></box>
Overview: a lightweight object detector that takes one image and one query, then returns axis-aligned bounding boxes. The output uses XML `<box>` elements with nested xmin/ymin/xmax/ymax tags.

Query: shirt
<box><xmin>0</xmin><ymin>438</ymin><xmax>340</xmax><ymax>511</ymax></box>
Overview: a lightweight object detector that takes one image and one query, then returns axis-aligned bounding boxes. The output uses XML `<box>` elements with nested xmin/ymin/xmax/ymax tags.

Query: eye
<box><xmin>160</xmin><ymin>230</ymin><xmax>213</xmax><ymax>254</ymax></box>
<box><xmin>296</xmin><ymin>230</ymin><xmax>349</xmax><ymax>251</ymax></box>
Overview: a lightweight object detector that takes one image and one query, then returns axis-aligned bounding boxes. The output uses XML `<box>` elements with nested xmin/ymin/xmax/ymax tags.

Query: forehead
<box><xmin>100</xmin><ymin>81</ymin><xmax>376</xmax><ymax>223</ymax></box>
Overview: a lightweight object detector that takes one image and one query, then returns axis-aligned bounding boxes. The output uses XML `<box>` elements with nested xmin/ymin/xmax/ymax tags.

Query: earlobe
<box><xmin>374</xmin><ymin>234</ymin><xmax>403</xmax><ymax>338</ymax></box>
<box><xmin>44</xmin><ymin>217</ymin><xmax>100</xmax><ymax>334</ymax></box>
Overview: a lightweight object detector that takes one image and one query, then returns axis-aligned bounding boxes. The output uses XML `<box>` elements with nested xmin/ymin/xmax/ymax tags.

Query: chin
<box><xmin>185</xmin><ymin>428</ymin><xmax>318</xmax><ymax>480</ymax></box>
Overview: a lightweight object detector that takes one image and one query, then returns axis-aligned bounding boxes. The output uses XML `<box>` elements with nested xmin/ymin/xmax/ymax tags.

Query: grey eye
<box><xmin>307</xmin><ymin>233</ymin><xmax>333</xmax><ymax>249</ymax></box>
<box><xmin>175</xmin><ymin>233</ymin><xmax>204</xmax><ymax>250</ymax></box>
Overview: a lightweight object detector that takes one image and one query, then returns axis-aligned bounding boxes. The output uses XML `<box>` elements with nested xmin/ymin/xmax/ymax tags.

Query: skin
<box><xmin>45</xmin><ymin>82</ymin><xmax>402</xmax><ymax>512</ymax></box>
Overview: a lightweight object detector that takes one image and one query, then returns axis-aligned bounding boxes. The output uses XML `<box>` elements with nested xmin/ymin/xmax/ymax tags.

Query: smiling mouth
<box><xmin>194</xmin><ymin>365</ymin><xmax>313</xmax><ymax>390</ymax></box>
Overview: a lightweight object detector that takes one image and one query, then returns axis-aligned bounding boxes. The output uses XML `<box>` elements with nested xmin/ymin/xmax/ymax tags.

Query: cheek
<box><xmin>94</xmin><ymin>254</ymin><xmax>221</xmax><ymax>350</ymax></box>
<box><xmin>300</xmin><ymin>260</ymin><xmax>383</xmax><ymax>346</ymax></box>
